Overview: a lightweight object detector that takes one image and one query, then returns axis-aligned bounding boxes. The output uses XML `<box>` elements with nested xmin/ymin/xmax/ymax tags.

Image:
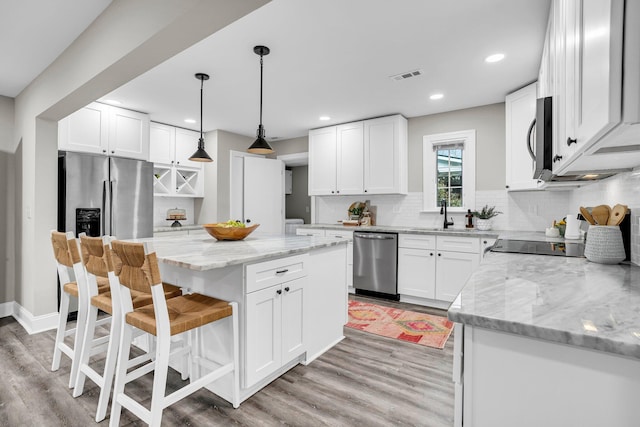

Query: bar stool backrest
<box><xmin>80</xmin><ymin>234</ymin><xmax>109</xmax><ymax>278</ymax></box>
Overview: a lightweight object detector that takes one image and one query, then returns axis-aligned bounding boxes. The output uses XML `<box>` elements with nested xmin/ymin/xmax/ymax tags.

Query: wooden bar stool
<box><xmin>108</xmin><ymin>240</ymin><xmax>239</xmax><ymax>427</ymax></box>
<box><xmin>72</xmin><ymin>235</ymin><xmax>183</xmax><ymax>422</ymax></box>
<box><xmin>50</xmin><ymin>230</ymin><xmax>110</xmax><ymax>388</ymax></box>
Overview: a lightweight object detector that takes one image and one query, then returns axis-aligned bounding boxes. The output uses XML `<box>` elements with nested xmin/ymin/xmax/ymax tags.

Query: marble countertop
<box><xmin>298</xmin><ymin>223</ymin><xmax>501</xmax><ymax>238</ymax></box>
<box><xmin>448</xmin><ymin>250</ymin><xmax>640</xmax><ymax>359</ymax></box>
<box><xmin>132</xmin><ymin>234</ymin><xmax>347</xmax><ymax>271</ymax></box>
<box><xmin>154</xmin><ymin>224</ymin><xmax>203</xmax><ymax>232</ymax></box>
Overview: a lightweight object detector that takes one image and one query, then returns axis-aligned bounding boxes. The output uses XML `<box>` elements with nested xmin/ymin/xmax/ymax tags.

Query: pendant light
<box><xmin>247</xmin><ymin>45</ymin><xmax>274</xmax><ymax>154</ymax></box>
<box><xmin>189</xmin><ymin>72</ymin><xmax>213</xmax><ymax>162</ymax></box>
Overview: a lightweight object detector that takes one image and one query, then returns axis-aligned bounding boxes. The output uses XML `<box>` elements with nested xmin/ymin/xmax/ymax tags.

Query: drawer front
<box><xmin>436</xmin><ymin>236</ymin><xmax>480</xmax><ymax>254</ymax></box>
<box><xmin>399</xmin><ymin>233</ymin><xmax>436</xmax><ymax>250</ymax></box>
<box><xmin>296</xmin><ymin>228</ymin><xmax>325</xmax><ymax>237</ymax></box>
<box><xmin>246</xmin><ymin>254</ymin><xmax>308</xmax><ymax>293</ymax></box>
<box><xmin>325</xmin><ymin>229</ymin><xmax>353</xmax><ymax>240</ymax></box>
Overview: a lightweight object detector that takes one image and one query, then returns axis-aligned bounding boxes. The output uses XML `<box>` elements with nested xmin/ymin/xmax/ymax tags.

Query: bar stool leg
<box><xmin>72</xmin><ymin>304</ymin><xmax>99</xmax><ymax>396</ymax></box>
<box><xmin>109</xmin><ymin>323</ymin><xmax>133</xmax><ymax>427</ymax></box>
<box><xmin>51</xmin><ymin>291</ymin><xmax>71</xmax><ymax>372</ymax></box>
<box><xmin>149</xmin><ymin>334</ymin><xmax>171</xmax><ymax>427</ymax></box>
<box><xmin>68</xmin><ymin>299</ymin><xmax>88</xmax><ymax>388</ymax></box>
<box><xmin>95</xmin><ymin>310</ymin><xmax>121</xmax><ymax>422</ymax></box>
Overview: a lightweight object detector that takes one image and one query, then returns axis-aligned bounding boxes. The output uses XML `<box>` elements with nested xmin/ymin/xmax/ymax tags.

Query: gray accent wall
<box><xmin>407</xmin><ymin>102</ymin><xmax>506</xmax><ymax>192</ymax></box>
<box><xmin>285</xmin><ymin>166</ymin><xmax>311</xmax><ymax>223</ymax></box>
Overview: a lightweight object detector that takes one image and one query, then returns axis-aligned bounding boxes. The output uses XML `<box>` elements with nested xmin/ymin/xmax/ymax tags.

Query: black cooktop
<box><xmin>491</xmin><ymin>239</ymin><xmax>585</xmax><ymax>257</ymax></box>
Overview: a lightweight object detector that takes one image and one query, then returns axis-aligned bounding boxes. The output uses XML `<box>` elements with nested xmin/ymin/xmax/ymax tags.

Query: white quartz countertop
<box><xmin>298</xmin><ymin>223</ymin><xmax>501</xmax><ymax>238</ymax></box>
<box><xmin>154</xmin><ymin>224</ymin><xmax>204</xmax><ymax>232</ymax></box>
<box><xmin>448</xmin><ymin>250</ymin><xmax>640</xmax><ymax>359</ymax></box>
<box><xmin>132</xmin><ymin>234</ymin><xmax>347</xmax><ymax>271</ymax></box>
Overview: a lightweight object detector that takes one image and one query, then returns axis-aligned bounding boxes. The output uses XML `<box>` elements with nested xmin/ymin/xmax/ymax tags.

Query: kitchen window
<box><xmin>422</xmin><ymin>130</ymin><xmax>476</xmax><ymax>212</ymax></box>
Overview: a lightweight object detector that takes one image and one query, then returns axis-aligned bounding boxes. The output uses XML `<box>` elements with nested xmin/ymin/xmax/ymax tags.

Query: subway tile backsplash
<box><xmin>153</xmin><ymin>197</ymin><xmax>195</xmax><ymax>227</ymax></box>
<box><xmin>314</xmin><ymin>170</ymin><xmax>640</xmax><ymax>264</ymax></box>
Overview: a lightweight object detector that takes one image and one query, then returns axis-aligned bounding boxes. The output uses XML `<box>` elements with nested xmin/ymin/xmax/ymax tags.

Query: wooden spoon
<box><xmin>579</xmin><ymin>206</ymin><xmax>595</xmax><ymax>225</ymax></box>
<box><xmin>591</xmin><ymin>205</ymin><xmax>611</xmax><ymax>225</ymax></box>
<box><xmin>608</xmin><ymin>204</ymin><xmax>628</xmax><ymax>225</ymax></box>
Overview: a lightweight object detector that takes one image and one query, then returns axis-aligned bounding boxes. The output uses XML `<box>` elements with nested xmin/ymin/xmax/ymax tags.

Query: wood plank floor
<box><xmin>0</xmin><ymin>295</ymin><xmax>454</xmax><ymax>426</ymax></box>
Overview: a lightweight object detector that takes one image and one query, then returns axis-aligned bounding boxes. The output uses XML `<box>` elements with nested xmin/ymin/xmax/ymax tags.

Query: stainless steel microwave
<box><xmin>532</xmin><ymin>96</ymin><xmax>553</xmax><ymax>181</ymax></box>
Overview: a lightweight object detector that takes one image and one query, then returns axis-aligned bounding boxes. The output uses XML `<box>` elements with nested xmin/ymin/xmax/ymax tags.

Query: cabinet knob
<box><xmin>246</xmin><ymin>219</ymin><xmax>251</xmax><ymax>223</ymax></box>
<box><xmin>284</xmin><ymin>286</ymin><xmax>290</xmax><ymax>292</ymax></box>
<box><xmin>553</xmin><ymin>155</ymin><xmax>563</xmax><ymax>163</ymax></box>
<box><xmin>102</xmin><ymin>149</ymin><xmax>107</xmax><ymax>153</ymax></box>
<box><xmin>430</xmin><ymin>252</ymin><xmax>434</xmax><ymax>256</ymax></box>
<box><xmin>331</xmin><ymin>191</ymin><xmax>335</xmax><ymax>194</ymax></box>
<box><xmin>566</xmin><ymin>137</ymin><xmax>577</xmax><ymax>146</ymax></box>
<box><xmin>276</xmin><ymin>289</ymin><xmax>282</xmax><ymax>295</ymax></box>
<box><xmin>364</xmin><ymin>189</ymin><xmax>368</xmax><ymax>192</ymax></box>
<box><xmin>438</xmin><ymin>253</ymin><xmax>441</xmax><ymax>257</ymax></box>
<box><xmin>336</xmin><ymin>190</ymin><xmax>340</xmax><ymax>194</ymax></box>
<box><xmin>111</xmin><ymin>150</ymin><xmax>115</xmax><ymax>154</ymax></box>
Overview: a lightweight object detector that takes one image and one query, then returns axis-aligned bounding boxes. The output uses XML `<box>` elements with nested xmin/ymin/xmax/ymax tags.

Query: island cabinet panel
<box><xmin>461</xmin><ymin>326</ymin><xmax>640</xmax><ymax>427</ymax></box>
<box><xmin>245</xmin><ymin>256</ymin><xmax>308</xmax><ymax>388</ymax></box>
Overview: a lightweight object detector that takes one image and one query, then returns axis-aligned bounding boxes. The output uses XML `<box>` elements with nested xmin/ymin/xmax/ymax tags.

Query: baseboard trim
<box><xmin>0</xmin><ymin>301</ymin><xmax>13</xmax><ymax>318</ymax></box>
<box><xmin>13</xmin><ymin>302</ymin><xmax>59</xmax><ymax>335</ymax></box>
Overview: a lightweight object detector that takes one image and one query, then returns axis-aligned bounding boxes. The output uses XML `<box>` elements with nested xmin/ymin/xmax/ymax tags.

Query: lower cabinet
<box><xmin>296</xmin><ymin>228</ymin><xmax>353</xmax><ymax>288</ymax></box>
<box><xmin>244</xmin><ymin>256</ymin><xmax>307</xmax><ymax>388</ymax></box>
<box><xmin>398</xmin><ymin>234</ymin><xmax>480</xmax><ymax>304</ymax></box>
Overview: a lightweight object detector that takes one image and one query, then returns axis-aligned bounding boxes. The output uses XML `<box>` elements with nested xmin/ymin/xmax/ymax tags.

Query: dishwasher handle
<box><xmin>355</xmin><ymin>233</ymin><xmax>395</xmax><ymax>240</ymax></box>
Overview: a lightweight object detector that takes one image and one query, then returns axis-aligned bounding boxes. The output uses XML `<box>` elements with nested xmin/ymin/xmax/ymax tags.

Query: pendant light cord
<box><xmin>259</xmin><ymin>54</ymin><xmax>264</xmax><ymax>127</ymax></box>
<box><xmin>200</xmin><ymin>76</ymin><xmax>204</xmax><ymax>144</ymax></box>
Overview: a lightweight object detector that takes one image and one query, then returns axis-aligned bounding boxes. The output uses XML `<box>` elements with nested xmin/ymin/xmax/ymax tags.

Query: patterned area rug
<box><xmin>346</xmin><ymin>300</ymin><xmax>454</xmax><ymax>349</ymax></box>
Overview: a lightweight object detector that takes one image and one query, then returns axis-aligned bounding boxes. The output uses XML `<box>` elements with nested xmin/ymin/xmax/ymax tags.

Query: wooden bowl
<box><xmin>202</xmin><ymin>223</ymin><xmax>259</xmax><ymax>241</ymax></box>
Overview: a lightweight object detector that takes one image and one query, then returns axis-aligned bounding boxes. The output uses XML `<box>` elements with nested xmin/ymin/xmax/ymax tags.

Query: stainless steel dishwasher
<box><xmin>353</xmin><ymin>231</ymin><xmax>399</xmax><ymax>300</ymax></box>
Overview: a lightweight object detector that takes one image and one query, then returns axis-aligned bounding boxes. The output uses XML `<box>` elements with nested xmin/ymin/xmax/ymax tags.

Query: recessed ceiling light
<box><xmin>102</xmin><ymin>99</ymin><xmax>121</xmax><ymax>105</ymax></box>
<box><xmin>184</xmin><ymin>118</ymin><xmax>196</xmax><ymax>124</ymax></box>
<box><xmin>485</xmin><ymin>53</ymin><xmax>505</xmax><ymax>63</ymax></box>
<box><xmin>319</xmin><ymin>116</ymin><xmax>331</xmax><ymax>121</ymax></box>
<box><xmin>429</xmin><ymin>93</ymin><xmax>444</xmax><ymax>100</ymax></box>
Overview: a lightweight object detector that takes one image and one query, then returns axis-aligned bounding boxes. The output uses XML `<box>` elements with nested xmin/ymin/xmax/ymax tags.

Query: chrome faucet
<box><xmin>440</xmin><ymin>199</ymin><xmax>454</xmax><ymax>229</ymax></box>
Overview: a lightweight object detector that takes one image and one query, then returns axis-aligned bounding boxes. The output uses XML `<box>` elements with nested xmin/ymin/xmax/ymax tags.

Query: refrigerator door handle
<box><xmin>110</xmin><ymin>180</ymin><xmax>115</xmax><ymax>237</ymax></box>
<box><xmin>102</xmin><ymin>180</ymin><xmax>108</xmax><ymax>235</ymax></box>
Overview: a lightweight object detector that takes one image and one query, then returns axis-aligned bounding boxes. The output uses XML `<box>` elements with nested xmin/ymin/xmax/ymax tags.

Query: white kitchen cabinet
<box><xmin>505</xmin><ymin>83</ymin><xmax>540</xmax><ymax>191</ymax></box>
<box><xmin>153</xmin><ymin>164</ymin><xmax>203</xmax><ymax>197</ymax></box>
<box><xmin>363</xmin><ymin>115</ymin><xmax>408</xmax><ymax>194</ymax></box>
<box><xmin>398</xmin><ymin>234</ymin><xmax>436</xmax><ymax>299</ymax></box>
<box><xmin>436</xmin><ymin>233</ymin><xmax>480</xmax><ymax>302</ymax></box>
<box><xmin>308</xmin><ymin>115</ymin><xmax>407</xmax><ymax>196</ymax></box>
<box><xmin>398</xmin><ymin>234</ymin><xmax>480</xmax><ymax>304</ymax></box>
<box><xmin>308</xmin><ymin>126</ymin><xmax>337</xmax><ymax>195</ymax></box>
<box><xmin>150</xmin><ymin>123</ymin><xmax>203</xmax><ymax>167</ymax></box>
<box><xmin>244</xmin><ymin>255</ymin><xmax>307</xmax><ymax>388</ymax></box>
<box><xmin>542</xmin><ymin>0</ymin><xmax>640</xmax><ymax>175</ymax></box>
<box><xmin>336</xmin><ymin>122</ymin><xmax>364</xmax><ymax>195</ymax></box>
<box><xmin>58</xmin><ymin>102</ymin><xmax>150</xmax><ymax>161</ymax></box>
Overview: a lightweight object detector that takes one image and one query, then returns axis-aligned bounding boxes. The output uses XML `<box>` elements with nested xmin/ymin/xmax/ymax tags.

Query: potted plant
<box><xmin>473</xmin><ymin>205</ymin><xmax>502</xmax><ymax>231</ymax></box>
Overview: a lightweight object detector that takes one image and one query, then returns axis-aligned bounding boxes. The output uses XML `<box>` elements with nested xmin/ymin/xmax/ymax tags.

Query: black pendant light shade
<box><xmin>189</xmin><ymin>73</ymin><xmax>213</xmax><ymax>162</ymax></box>
<box><xmin>248</xmin><ymin>45</ymin><xmax>275</xmax><ymax>154</ymax></box>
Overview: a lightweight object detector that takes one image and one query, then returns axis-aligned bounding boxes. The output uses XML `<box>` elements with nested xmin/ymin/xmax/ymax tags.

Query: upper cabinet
<box><xmin>149</xmin><ymin>122</ymin><xmax>202</xmax><ymax>168</ymax></box>
<box><xmin>308</xmin><ymin>114</ymin><xmax>407</xmax><ymax>196</ymax></box>
<box><xmin>541</xmin><ymin>0</ymin><xmax>640</xmax><ymax>175</ymax></box>
<box><xmin>505</xmin><ymin>83</ymin><xmax>540</xmax><ymax>191</ymax></box>
<box><xmin>58</xmin><ymin>102</ymin><xmax>150</xmax><ymax>161</ymax></box>
<box><xmin>150</xmin><ymin>122</ymin><xmax>204</xmax><ymax>198</ymax></box>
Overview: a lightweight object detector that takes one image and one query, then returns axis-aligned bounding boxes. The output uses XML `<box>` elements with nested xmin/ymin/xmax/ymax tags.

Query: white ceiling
<box><xmin>3</xmin><ymin>0</ymin><xmax>551</xmax><ymax>141</ymax></box>
<box><xmin>0</xmin><ymin>0</ymin><xmax>111</xmax><ymax>97</ymax></box>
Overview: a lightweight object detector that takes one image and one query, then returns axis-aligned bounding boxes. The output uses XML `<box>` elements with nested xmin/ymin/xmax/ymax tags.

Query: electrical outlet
<box><xmin>305</xmin><ymin>206</ymin><xmax>310</xmax><ymax>213</ymax></box>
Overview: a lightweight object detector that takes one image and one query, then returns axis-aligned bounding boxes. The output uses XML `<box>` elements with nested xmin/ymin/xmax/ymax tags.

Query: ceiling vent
<box><xmin>390</xmin><ymin>69</ymin><xmax>423</xmax><ymax>81</ymax></box>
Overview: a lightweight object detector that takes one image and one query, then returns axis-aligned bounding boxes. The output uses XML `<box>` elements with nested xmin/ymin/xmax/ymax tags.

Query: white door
<box><xmin>308</xmin><ymin>126</ymin><xmax>337</xmax><ymax>195</ymax></box>
<box><xmin>435</xmin><ymin>251</ymin><xmax>479</xmax><ymax>302</ymax></box>
<box><xmin>336</xmin><ymin>122</ymin><xmax>363</xmax><ymax>195</ymax></box>
<box><xmin>243</xmin><ymin>156</ymin><xmax>284</xmax><ymax>235</ymax></box>
<box><xmin>281</xmin><ymin>277</ymin><xmax>306</xmax><ymax>363</ymax></box>
<box><xmin>174</xmin><ymin>128</ymin><xmax>202</xmax><ymax>168</ymax></box>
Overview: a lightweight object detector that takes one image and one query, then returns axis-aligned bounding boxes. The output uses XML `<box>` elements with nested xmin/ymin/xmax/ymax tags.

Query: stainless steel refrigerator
<box><xmin>58</xmin><ymin>151</ymin><xmax>153</xmax><ymax>239</ymax></box>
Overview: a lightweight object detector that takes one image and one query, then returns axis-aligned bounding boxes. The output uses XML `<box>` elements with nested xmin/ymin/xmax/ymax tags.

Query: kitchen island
<box><xmin>448</xmin><ymin>249</ymin><xmax>640</xmax><ymax>427</ymax></box>
<box><xmin>133</xmin><ymin>233</ymin><xmax>349</xmax><ymax>405</ymax></box>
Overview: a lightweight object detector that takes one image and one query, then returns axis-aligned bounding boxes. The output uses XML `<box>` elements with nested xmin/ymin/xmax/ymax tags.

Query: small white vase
<box><xmin>476</xmin><ymin>218</ymin><xmax>492</xmax><ymax>231</ymax></box>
